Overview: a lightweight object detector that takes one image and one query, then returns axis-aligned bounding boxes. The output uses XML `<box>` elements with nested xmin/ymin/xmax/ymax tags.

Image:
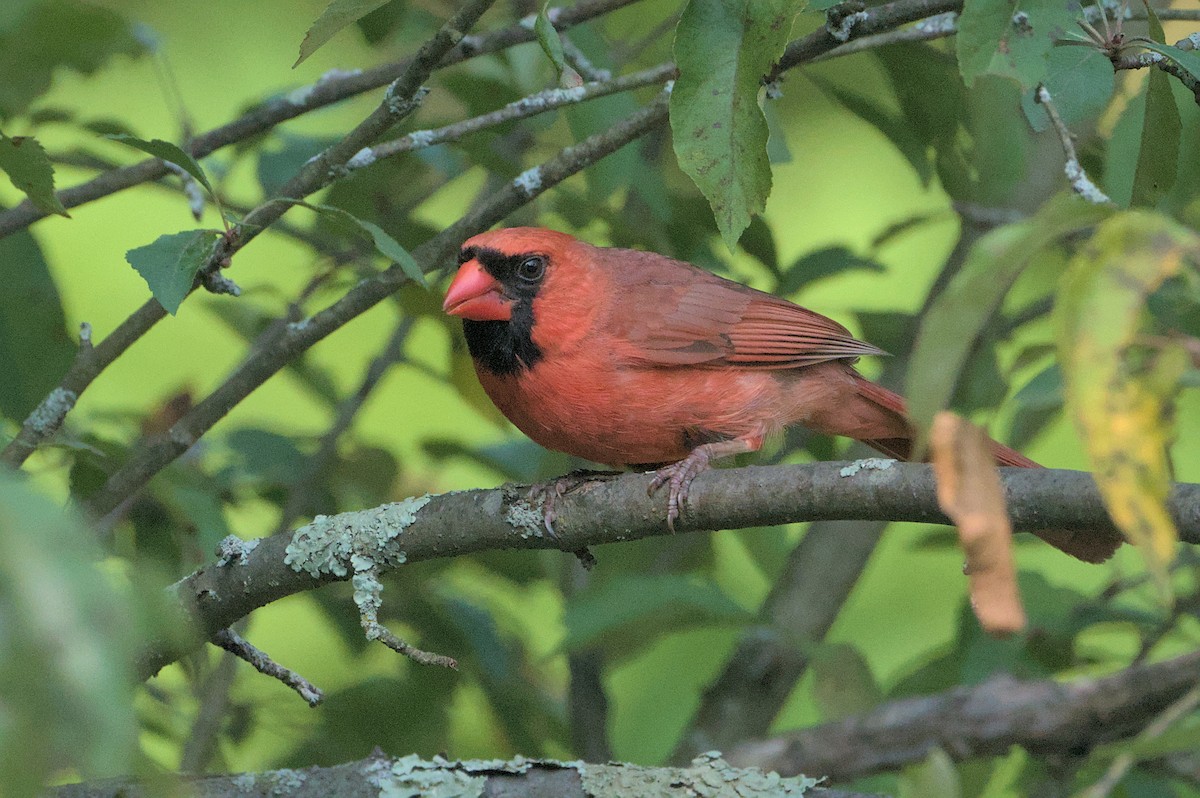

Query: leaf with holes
<box><xmin>125</xmin><ymin>229</ymin><xmax>221</xmax><ymax>314</ymax></box>
<box><xmin>671</xmin><ymin>0</ymin><xmax>804</xmax><ymax>249</ymax></box>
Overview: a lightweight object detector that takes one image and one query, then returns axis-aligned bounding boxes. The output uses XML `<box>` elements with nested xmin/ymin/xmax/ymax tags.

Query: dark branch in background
<box><xmin>671</xmin><ymin>520</ymin><xmax>886</xmax><ymax>763</ymax></box>
<box><xmin>139</xmin><ymin>462</ymin><xmax>1200</xmax><ymax>679</ymax></box>
<box><xmin>49</xmin><ymin>752</ymin><xmax>878</xmax><ymax>798</ymax></box>
<box><xmin>728</xmin><ymin>649</ymin><xmax>1200</xmax><ymax>782</ymax></box>
<box><xmin>1</xmin><ymin>303</ymin><xmax>167</xmax><ymax>467</ymax></box>
<box><xmin>80</xmin><ymin>91</ymin><xmax>671</xmax><ymax>521</ymax></box>
<box><xmin>0</xmin><ymin>0</ymin><xmax>646</xmax><ymax>240</ymax></box>
<box><xmin>273</xmin><ymin>317</ymin><xmax>415</xmax><ymax>533</ymax></box>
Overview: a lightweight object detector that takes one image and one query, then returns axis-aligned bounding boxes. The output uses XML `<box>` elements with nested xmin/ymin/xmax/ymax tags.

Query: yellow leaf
<box><xmin>1057</xmin><ymin>210</ymin><xmax>1200</xmax><ymax>599</ymax></box>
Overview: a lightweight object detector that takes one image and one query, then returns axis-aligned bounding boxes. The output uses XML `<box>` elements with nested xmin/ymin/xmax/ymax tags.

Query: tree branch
<box><xmin>0</xmin><ymin>0</ymin><xmax>646</xmax><ymax>240</ymax></box>
<box><xmin>671</xmin><ymin>520</ymin><xmax>886</xmax><ymax>762</ymax></box>
<box><xmin>137</xmin><ymin>461</ymin><xmax>1200</xmax><ymax>680</ymax></box>
<box><xmin>81</xmin><ymin>91</ymin><xmax>671</xmax><ymax>521</ymax></box>
<box><xmin>49</xmin><ymin>751</ymin><xmax>873</xmax><ymax>798</ymax></box>
<box><xmin>727</xmin><ymin>649</ymin><xmax>1200</xmax><ymax>782</ymax></box>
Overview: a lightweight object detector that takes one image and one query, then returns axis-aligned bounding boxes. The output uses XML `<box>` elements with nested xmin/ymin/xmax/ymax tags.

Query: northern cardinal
<box><xmin>443</xmin><ymin>227</ymin><xmax>1120</xmax><ymax>563</ymax></box>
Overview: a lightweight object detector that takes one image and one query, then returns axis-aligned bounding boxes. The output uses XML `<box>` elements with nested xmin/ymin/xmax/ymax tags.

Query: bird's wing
<box><xmin>601</xmin><ymin>248</ymin><xmax>885</xmax><ymax>369</ymax></box>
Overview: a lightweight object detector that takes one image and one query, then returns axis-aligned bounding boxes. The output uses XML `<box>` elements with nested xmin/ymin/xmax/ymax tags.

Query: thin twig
<box><xmin>211</xmin><ymin>628</ymin><xmax>323</xmax><ymax>706</ymax></box>
<box><xmin>0</xmin><ymin>0</ymin><xmax>646</xmax><ymax>240</ymax></box>
<box><xmin>811</xmin><ymin>11</ymin><xmax>957</xmax><ymax>61</ymax></box>
<box><xmin>362</xmin><ymin>62</ymin><xmax>676</xmax><ymax>166</ymax></box>
<box><xmin>82</xmin><ymin>91</ymin><xmax>672</xmax><ymax>520</ymax></box>
<box><xmin>1035</xmin><ymin>85</ymin><xmax>1113</xmax><ymax>204</ymax></box>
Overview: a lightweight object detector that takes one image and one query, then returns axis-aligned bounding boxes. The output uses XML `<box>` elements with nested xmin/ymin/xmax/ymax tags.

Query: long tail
<box><xmin>850</xmin><ymin>375</ymin><xmax>1122</xmax><ymax>564</ymax></box>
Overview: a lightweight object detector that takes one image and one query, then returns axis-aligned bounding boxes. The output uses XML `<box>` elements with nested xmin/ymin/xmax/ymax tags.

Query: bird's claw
<box><xmin>648</xmin><ymin>449</ymin><xmax>712</xmax><ymax>533</ymax></box>
<box><xmin>531</xmin><ymin>469</ymin><xmax>622</xmax><ymax>539</ymax></box>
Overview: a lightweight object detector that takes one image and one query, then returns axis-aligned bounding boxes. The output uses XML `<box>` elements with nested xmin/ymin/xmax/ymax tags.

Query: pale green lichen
<box><xmin>231</xmin><ymin>772</ymin><xmax>257</xmax><ymax>792</ymax></box>
<box><xmin>216</xmin><ymin>535</ymin><xmax>259</xmax><ymax>567</ymax></box>
<box><xmin>269</xmin><ymin>768</ymin><xmax>307</xmax><ymax>794</ymax></box>
<box><xmin>578</xmin><ymin>751</ymin><xmax>818</xmax><ymax>796</ymax></box>
<box><xmin>504</xmin><ymin>499</ymin><xmax>545</xmax><ymax>539</ymax></box>
<box><xmin>363</xmin><ymin>754</ymin><xmax>813</xmax><ymax>797</ymax></box>
<box><xmin>353</xmin><ymin>568</ymin><xmax>385</xmax><ymax>640</ymax></box>
<box><xmin>377</xmin><ymin>753</ymin><xmax>488</xmax><ymax>798</ymax></box>
<box><xmin>838</xmin><ymin>457</ymin><xmax>897</xmax><ymax>477</ymax></box>
<box><xmin>284</xmin><ymin>494</ymin><xmax>429</xmax><ymax>578</ymax></box>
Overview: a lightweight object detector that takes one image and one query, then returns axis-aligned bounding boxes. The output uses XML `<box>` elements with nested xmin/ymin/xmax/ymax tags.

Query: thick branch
<box><xmin>728</xmin><ymin>649</ymin><xmax>1200</xmax><ymax>782</ymax></box>
<box><xmin>138</xmin><ymin>462</ymin><xmax>1200</xmax><ymax>679</ymax></box>
<box><xmin>49</xmin><ymin>752</ymin><xmax>872</xmax><ymax>798</ymax></box>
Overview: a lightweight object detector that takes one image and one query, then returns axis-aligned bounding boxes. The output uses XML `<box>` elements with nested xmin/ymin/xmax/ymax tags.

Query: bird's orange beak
<box><xmin>443</xmin><ymin>259</ymin><xmax>513</xmax><ymax>321</ymax></box>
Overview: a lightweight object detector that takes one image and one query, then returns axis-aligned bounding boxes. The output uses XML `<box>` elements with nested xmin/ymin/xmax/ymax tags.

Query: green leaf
<box><xmin>1056</xmin><ymin>211</ymin><xmax>1200</xmax><ymax>599</ymax></box>
<box><xmin>0</xmin><ymin>0</ymin><xmax>146</xmax><ymax>117</ymax></box>
<box><xmin>534</xmin><ymin>3</ymin><xmax>583</xmax><ymax>87</ymax></box>
<box><xmin>124</xmin><ymin>229</ymin><xmax>221</xmax><ymax>314</ymax></box>
<box><xmin>106</xmin><ymin>134</ymin><xmax>214</xmax><ymax>198</ymax></box>
<box><xmin>1130</xmin><ymin>66</ymin><xmax>1181</xmax><ymax>208</ymax></box>
<box><xmin>0</xmin><ymin>134</ymin><xmax>68</xmax><ymax>216</ymax></box>
<box><xmin>670</xmin><ymin>0</ymin><xmax>805</xmax><ymax>249</ymax></box>
<box><xmin>956</xmin><ymin>0</ymin><xmax>1017</xmax><ymax>86</ymax></box>
<box><xmin>907</xmin><ymin>196</ymin><xmax>1112</xmax><ymax>445</ymax></box>
<box><xmin>776</xmin><ymin>246</ymin><xmax>885</xmax><ymax>296</ymax></box>
<box><xmin>0</xmin><ymin>226</ymin><xmax>74</xmax><ymax>420</ymax></box>
<box><xmin>1021</xmin><ymin>46</ymin><xmax>1113</xmax><ymax>132</ymax></box>
<box><xmin>956</xmin><ymin>0</ymin><xmax>1078</xmax><ymax>88</ymax></box>
<box><xmin>295</xmin><ymin>0</ymin><xmax>394</xmax><ymax>67</ymax></box>
<box><xmin>303</xmin><ymin>202</ymin><xmax>427</xmax><ymax>286</ymax></box>
<box><xmin>563</xmin><ymin>574</ymin><xmax>750</xmax><ymax>660</ymax></box>
<box><xmin>0</xmin><ymin>472</ymin><xmax>137</xmax><ymax>797</ymax></box>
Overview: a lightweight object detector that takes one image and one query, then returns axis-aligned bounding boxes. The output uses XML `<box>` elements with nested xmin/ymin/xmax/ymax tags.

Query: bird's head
<box><xmin>443</xmin><ymin>227</ymin><xmax>577</xmax><ymax>322</ymax></box>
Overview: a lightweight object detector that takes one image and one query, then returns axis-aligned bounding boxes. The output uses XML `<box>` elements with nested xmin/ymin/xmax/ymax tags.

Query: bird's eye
<box><xmin>516</xmin><ymin>255</ymin><xmax>546</xmax><ymax>282</ymax></box>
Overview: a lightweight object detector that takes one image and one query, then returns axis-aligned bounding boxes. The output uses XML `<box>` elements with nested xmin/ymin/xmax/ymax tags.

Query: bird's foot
<box><xmin>648</xmin><ymin>449</ymin><xmax>714</xmax><ymax>532</ymax></box>
<box><xmin>530</xmin><ymin>469</ymin><xmax>622</xmax><ymax>538</ymax></box>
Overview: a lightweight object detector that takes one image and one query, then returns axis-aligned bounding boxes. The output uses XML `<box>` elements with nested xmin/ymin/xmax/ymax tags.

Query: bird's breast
<box><xmin>473</xmin><ymin>347</ymin><xmax>787</xmax><ymax>468</ymax></box>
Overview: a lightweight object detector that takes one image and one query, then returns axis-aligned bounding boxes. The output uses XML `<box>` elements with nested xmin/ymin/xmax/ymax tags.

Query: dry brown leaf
<box><xmin>931</xmin><ymin>411</ymin><xmax>1026</xmax><ymax>637</ymax></box>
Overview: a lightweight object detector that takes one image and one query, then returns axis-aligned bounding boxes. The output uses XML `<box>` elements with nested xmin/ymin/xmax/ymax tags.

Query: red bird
<box><xmin>443</xmin><ymin>227</ymin><xmax>1119</xmax><ymax>563</ymax></box>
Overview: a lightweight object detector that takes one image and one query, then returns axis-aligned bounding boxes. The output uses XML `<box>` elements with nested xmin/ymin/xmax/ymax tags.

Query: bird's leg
<box><xmin>531</xmin><ymin>469</ymin><xmax>623</xmax><ymax>538</ymax></box>
<box><xmin>648</xmin><ymin>433</ymin><xmax>764</xmax><ymax>532</ymax></box>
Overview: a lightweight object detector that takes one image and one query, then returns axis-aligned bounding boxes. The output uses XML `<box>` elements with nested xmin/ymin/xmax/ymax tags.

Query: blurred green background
<box><xmin>4</xmin><ymin>0</ymin><xmax>1200</xmax><ymax>794</ymax></box>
